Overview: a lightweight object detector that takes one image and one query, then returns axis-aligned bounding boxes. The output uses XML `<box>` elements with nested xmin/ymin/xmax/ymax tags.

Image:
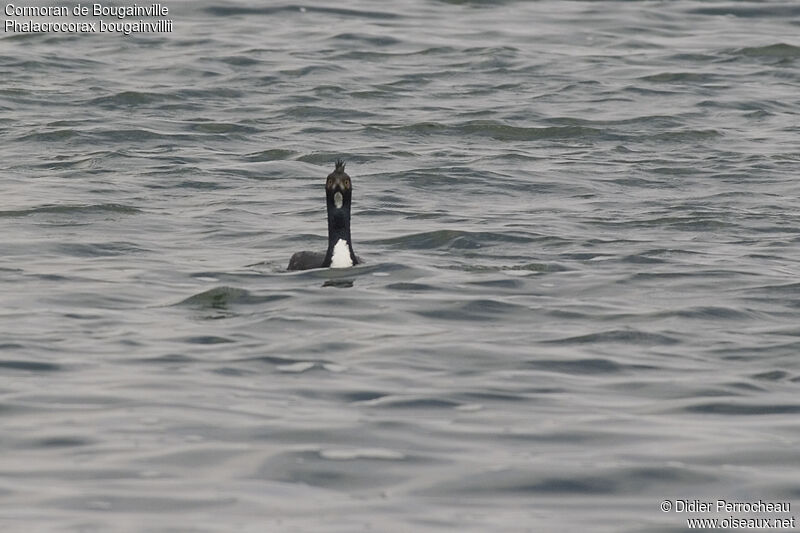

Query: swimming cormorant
<box><xmin>288</xmin><ymin>160</ymin><xmax>359</xmax><ymax>270</ymax></box>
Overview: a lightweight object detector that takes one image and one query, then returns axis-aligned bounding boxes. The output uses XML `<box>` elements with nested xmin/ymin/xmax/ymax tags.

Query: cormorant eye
<box><xmin>327</xmin><ymin>178</ymin><xmax>333</xmax><ymax>187</ymax></box>
<box><xmin>345</xmin><ymin>178</ymin><xmax>351</xmax><ymax>188</ymax></box>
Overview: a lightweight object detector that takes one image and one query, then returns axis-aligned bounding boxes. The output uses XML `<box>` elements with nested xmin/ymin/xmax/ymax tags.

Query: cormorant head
<box><xmin>325</xmin><ymin>159</ymin><xmax>352</xmax><ymax>213</ymax></box>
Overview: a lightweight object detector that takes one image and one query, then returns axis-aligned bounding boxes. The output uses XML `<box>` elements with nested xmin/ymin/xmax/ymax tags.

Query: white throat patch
<box><xmin>330</xmin><ymin>238</ymin><xmax>353</xmax><ymax>268</ymax></box>
<box><xmin>333</xmin><ymin>191</ymin><xmax>343</xmax><ymax>209</ymax></box>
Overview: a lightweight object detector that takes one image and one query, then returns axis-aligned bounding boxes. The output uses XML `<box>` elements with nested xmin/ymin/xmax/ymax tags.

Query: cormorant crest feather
<box><xmin>335</xmin><ymin>159</ymin><xmax>346</xmax><ymax>172</ymax></box>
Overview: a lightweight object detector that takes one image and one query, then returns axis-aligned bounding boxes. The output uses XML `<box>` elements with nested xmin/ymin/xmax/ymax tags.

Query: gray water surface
<box><xmin>2</xmin><ymin>1</ymin><xmax>800</xmax><ymax>531</ymax></box>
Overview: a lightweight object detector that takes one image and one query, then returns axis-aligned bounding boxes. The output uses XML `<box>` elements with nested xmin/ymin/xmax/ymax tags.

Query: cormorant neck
<box><xmin>327</xmin><ymin>202</ymin><xmax>351</xmax><ymax>244</ymax></box>
<box><xmin>322</xmin><ymin>196</ymin><xmax>356</xmax><ymax>266</ymax></box>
